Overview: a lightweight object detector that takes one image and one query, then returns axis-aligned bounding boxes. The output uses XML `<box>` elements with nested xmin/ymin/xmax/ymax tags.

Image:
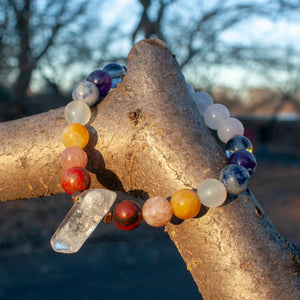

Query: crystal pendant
<box><xmin>50</xmin><ymin>189</ymin><xmax>117</xmax><ymax>254</ymax></box>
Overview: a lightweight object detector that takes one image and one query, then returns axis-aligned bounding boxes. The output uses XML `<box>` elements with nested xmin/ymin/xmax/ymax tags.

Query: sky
<box><xmin>31</xmin><ymin>0</ymin><xmax>300</xmax><ymax>93</ymax></box>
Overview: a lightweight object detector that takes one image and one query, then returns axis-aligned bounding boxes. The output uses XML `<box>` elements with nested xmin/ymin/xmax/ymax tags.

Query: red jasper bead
<box><xmin>61</xmin><ymin>167</ymin><xmax>91</xmax><ymax>195</ymax></box>
<box><xmin>113</xmin><ymin>200</ymin><xmax>143</xmax><ymax>231</ymax></box>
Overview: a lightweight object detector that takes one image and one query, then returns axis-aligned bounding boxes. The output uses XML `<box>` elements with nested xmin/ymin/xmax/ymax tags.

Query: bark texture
<box><xmin>0</xmin><ymin>39</ymin><xmax>299</xmax><ymax>299</ymax></box>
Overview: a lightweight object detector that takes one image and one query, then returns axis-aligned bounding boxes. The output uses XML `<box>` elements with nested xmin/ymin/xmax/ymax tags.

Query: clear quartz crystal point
<box><xmin>50</xmin><ymin>189</ymin><xmax>117</xmax><ymax>254</ymax></box>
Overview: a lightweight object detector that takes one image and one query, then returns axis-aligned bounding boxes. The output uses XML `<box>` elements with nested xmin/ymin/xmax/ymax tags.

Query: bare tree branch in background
<box><xmin>0</xmin><ymin>0</ymin><xmax>101</xmax><ymax>118</ymax></box>
<box><xmin>132</xmin><ymin>0</ymin><xmax>174</xmax><ymax>44</ymax></box>
<box><xmin>129</xmin><ymin>0</ymin><xmax>300</xmax><ymax>97</ymax></box>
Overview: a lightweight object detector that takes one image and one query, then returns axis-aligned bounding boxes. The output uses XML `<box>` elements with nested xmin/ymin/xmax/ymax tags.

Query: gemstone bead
<box><xmin>62</xmin><ymin>123</ymin><xmax>89</xmax><ymax>148</ymax></box>
<box><xmin>170</xmin><ymin>189</ymin><xmax>201</xmax><ymax>219</ymax></box>
<box><xmin>87</xmin><ymin>69</ymin><xmax>112</xmax><ymax>95</ymax></box>
<box><xmin>103</xmin><ymin>63</ymin><xmax>125</xmax><ymax>79</ymax></box>
<box><xmin>50</xmin><ymin>189</ymin><xmax>117</xmax><ymax>253</ymax></box>
<box><xmin>186</xmin><ymin>82</ymin><xmax>194</xmax><ymax>95</ymax></box>
<box><xmin>60</xmin><ymin>146</ymin><xmax>88</xmax><ymax>170</ymax></box>
<box><xmin>197</xmin><ymin>179</ymin><xmax>227</xmax><ymax>208</ymax></box>
<box><xmin>217</xmin><ymin>117</ymin><xmax>244</xmax><ymax>143</ymax></box>
<box><xmin>72</xmin><ymin>80</ymin><xmax>99</xmax><ymax>106</ymax></box>
<box><xmin>64</xmin><ymin>101</ymin><xmax>91</xmax><ymax>125</ymax></box>
<box><xmin>225</xmin><ymin>135</ymin><xmax>253</xmax><ymax>158</ymax></box>
<box><xmin>61</xmin><ymin>167</ymin><xmax>91</xmax><ymax>195</ymax></box>
<box><xmin>219</xmin><ymin>164</ymin><xmax>250</xmax><ymax>195</ymax></box>
<box><xmin>228</xmin><ymin>150</ymin><xmax>257</xmax><ymax>174</ymax></box>
<box><xmin>113</xmin><ymin>200</ymin><xmax>143</xmax><ymax>231</ymax></box>
<box><xmin>111</xmin><ymin>78</ymin><xmax>122</xmax><ymax>88</ymax></box>
<box><xmin>193</xmin><ymin>92</ymin><xmax>213</xmax><ymax>116</ymax></box>
<box><xmin>142</xmin><ymin>196</ymin><xmax>173</xmax><ymax>227</ymax></box>
<box><xmin>204</xmin><ymin>104</ymin><xmax>230</xmax><ymax>130</ymax></box>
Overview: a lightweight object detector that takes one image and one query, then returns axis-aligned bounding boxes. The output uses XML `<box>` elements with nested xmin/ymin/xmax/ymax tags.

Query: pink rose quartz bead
<box><xmin>142</xmin><ymin>196</ymin><xmax>173</xmax><ymax>227</ymax></box>
<box><xmin>60</xmin><ymin>146</ymin><xmax>88</xmax><ymax>169</ymax></box>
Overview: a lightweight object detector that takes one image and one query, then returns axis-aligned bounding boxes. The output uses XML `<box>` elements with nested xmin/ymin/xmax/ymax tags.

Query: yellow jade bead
<box><xmin>170</xmin><ymin>189</ymin><xmax>201</xmax><ymax>219</ymax></box>
<box><xmin>62</xmin><ymin>123</ymin><xmax>89</xmax><ymax>148</ymax></box>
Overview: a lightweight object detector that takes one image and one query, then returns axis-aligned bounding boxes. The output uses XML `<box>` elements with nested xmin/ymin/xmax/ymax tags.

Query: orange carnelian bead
<box><xmin>170</xmin><ymin>189</ymin><xmax>201</xmax><ymax>219</ymax></box>
<box><xmin>62</xmin><ymin>123</ymin><xmax>89</xmax><ymax>148</ymax></box>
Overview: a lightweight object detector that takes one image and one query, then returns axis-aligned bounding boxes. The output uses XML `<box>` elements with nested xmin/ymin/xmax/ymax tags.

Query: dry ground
<box><xmin>0</xmin><ymin>161</ymin><xmax>299</xmax><ymax>300</ymax></box>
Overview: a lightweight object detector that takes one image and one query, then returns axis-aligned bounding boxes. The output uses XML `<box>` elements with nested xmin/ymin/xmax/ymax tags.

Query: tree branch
<box><xmin>0</xmin><ymin>39</ymin><xmax>299</xmax><ymax>299</ymax></box>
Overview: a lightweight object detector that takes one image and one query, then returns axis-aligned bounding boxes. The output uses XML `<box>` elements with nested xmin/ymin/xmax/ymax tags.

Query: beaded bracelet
<box><xmin>50</xmin><ymin>65</ymin><xmax>257</xmax><ymax>254</ymax></box>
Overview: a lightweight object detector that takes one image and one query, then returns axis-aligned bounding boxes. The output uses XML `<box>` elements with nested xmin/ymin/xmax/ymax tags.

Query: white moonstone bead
<box><xmin>204</xmin><ymin>104</ymin><xmax>230</xmax><ymax>130</ymax></box>
<box><xmin>217</xmin><ymin>117</ymin><xmax>244</xmax><ymax>143</ymax></box>
<box><xmin>50</xmin><ymin>189</ymin><xmax>117</xmax><ymax>254</ymax></box>
<box><xmin>65</xmin><ymin>101</ymin><xmax>91</xmax><ymax>125</ymax></box>
<box><xmin>72</xmin><ymin>80</ymin><xmax>99</xmax><ymax>106</ymax></box>
<box><xmin>197</xmin><ymin>179</ymin><xmax>227</xmax><ymax>208</ymax></box>
<box><xmin>193</xmin><ymin>92</ymin><xmax>213</xmax><ymax>116</ymax></box>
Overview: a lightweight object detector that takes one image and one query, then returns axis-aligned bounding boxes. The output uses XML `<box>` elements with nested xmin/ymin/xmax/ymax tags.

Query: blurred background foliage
<box><xmin>0</xmin><ymin>0</ymin><xmax>300</xmax><ymax>120</ymax></box>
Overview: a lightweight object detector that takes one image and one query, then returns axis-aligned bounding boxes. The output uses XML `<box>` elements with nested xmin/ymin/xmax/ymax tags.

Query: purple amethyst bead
<box><xmin>228</xmin><ymin>149</ymin><xmax>257</xmax><ymax>174</ymax></box>
<box><xmin>87</xmin><ymin>70</ymin><xmax>112</xmax><ymax>95</ymax></box>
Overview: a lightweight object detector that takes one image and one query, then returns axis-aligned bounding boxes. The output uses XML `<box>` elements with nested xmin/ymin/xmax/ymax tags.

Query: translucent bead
<box><xmin>197</xmin><ymin>179</ymin><xmax>227</xmax><ymax>208</ymax></box>
<box><xmin>217</xmin><ymin>117</ymin><xmax>244</xmax><ymax>143</ymax></box>
<box><xmin>61</xmin><ymin>167</ymin><xmax>91</xmax><ymax>195</ymax></box>
<box><xmin>142</xmin><ymin>196</ymin><xmax>173</xmax><ymax>227</ymax></box>
<box><xmin>193</xmin><ymin>92</ymin><xmax>213</xmax><ymax>116</ymax></box>
<box><xmin>225</xmin><ymin>135</ymin><xmax>253</xmax><ymax>158</ymax></box>
<box><xmin>60</xmin><ymin>146</ymin><xmax>88</xmax><ymax>169</ymax></box>
<box><xmin>65</xmin><ymin>101</ymin><xmax>91</xmax><ymax>125</ymax></box>
<box><xmin>170</xmin><ymin>189</ymin><xmax>201</xmax><ymax>219</ymax></box>
<box><xmin>204</xmin><ymin>104</ymin><xmax>230</xmax><ymax>130</ymax></box>
<box><xmin>72</xmin><ymin>80</ymin><xmax>99</xmax><ymax>107</ymax></box>
<box><xmin>219</xmin><ymin>164</ymin><xmax>250</xmax><ymax>195</ymax></box>
<box><xmin>62</xmin><ymin>123</ymin><xmax>89</xmax><ymax>148</ymax></box>
<box><xmin>87</xmin><ymin>69</ymin><xmax>112</xmax><ymax>95</ymax></box>
<box><xmin>103</xmin><ymin>63</ymin><xmax>126</xmax><ymax>79</ymax></box>
<box><xmin>228</xmin><ymin>150</ymin><xmax>257</xmax><ymax>174</ymax></box>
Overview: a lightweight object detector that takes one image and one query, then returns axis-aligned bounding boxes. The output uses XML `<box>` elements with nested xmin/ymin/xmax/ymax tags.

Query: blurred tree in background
<box><xmin>0</xmin><ymin>0</ymin><xmax>299</xmax><ymax>120</ymax></box>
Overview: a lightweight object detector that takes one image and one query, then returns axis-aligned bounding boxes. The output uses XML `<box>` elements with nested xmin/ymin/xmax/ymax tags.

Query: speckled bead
<box><xmin>219</xmin><ymin>164</ymin><xmax>250</xmax><ymax>195</ymax></box>
<box><xmin>61</xmin><ymin>167</ymin><xmax>91</xmax><ymax>195</ymax></box>
<box><xmin>72</xmin><ymin>80</ymin><xmax>99</xmax><ymax>107</ymax></box>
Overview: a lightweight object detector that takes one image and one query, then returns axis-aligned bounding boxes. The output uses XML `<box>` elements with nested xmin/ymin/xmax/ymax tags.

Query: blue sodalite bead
<box><xmin>228</xmin><ymin>150</ymin><xmax>257</xmax><ymax>174</ymax></box>
<box><xmin>225</xmin><ymin>135</ymin><xmax>253</xmax><ymax>158</ymax></box>
<box><xmin>72</xmin><ymin>80</ymin><xmax>99</xmax><ymax>107</ymax></box>
<box><xmin>219</xmin><ymin>164</ymin><xmax>250</xmax><ymax>195</ymax></box>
